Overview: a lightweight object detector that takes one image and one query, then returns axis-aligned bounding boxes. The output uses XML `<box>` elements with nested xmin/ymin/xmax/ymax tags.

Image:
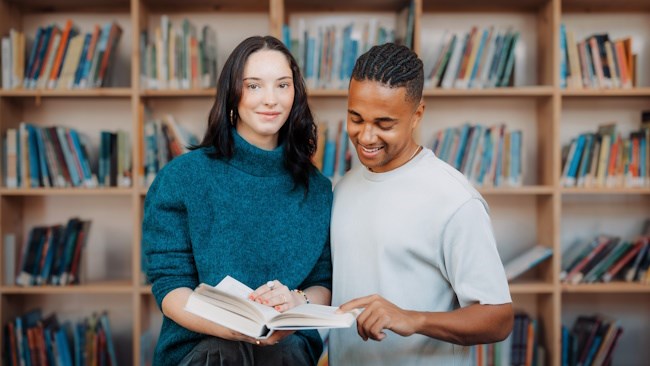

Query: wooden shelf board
<box><xmin>0</xmin><ymin>188</ymin><xmax>134</xmax><ymax>196</ymax></box>
<box><xmin>0</xmin><ymin>88</ymin><xmax>132</xmax><ymax>97</ymax></box>
<box><xmin>563</xmin><ymin>0</ymin><xmax>650</xmax><ymax>13</ymax></box>
<box><xmin>141</xmin><ymin>0</ymin><xmax>269</xmax><ymax>12</ymax></box>
<box><xmin>5</xmin><ymin>0</ymin><xmax>130</xmax><ymax>12</ymax></box>
<box><xmin>509</xmin><ymin>282</ymin><xmax>555</xmax><ymax>294</ymax></box>
<box><xmin>141</xmin><ymin>89</ymin><xmax>217</xmax><ymax>97</ymax></box>
<box><xmin>308</xmin><ymin>87</ymin><xmax>555</xmax><ymax>98</ymax></box>
<box><xmin>423</xmin><ymin>0</ymin><xmax>549</xmax><ymax>12</ymax></box>
<box><xmin>561</xmin><ymin>187</ymin><xmax>650</xmax><ymax>195</ymax></box>
<box><xmin>286</xmin><ymin>0</ymin><xmax>409</xmax><ymax>12</ymax></box>
<box><xmin>424</xmin><ymin>86</ymin><xmax>554</xmax><ymax>97</ymax></box>
<box><xmin>561</xmin><ymin>88</ymin><xmax>650</xmax><ymax>97</ymax></box>
<box><xmin>562</xmin><ymin>283</ymin><xmax>650</xmax><ymax>293</ymax></box>
<box><xmin>140</xmin><ymin>285</ymin><xmax>153</xmax><ymax>295</ymax></box>
<box><xmin>479</xmin><ymin>186</ymin><xmax>555</xmax><ymax>195</ymax></box>
<box><xmin>0</xmin><ymin>281</ymin><xmax>133</xmax><ymax>294</ymax></box>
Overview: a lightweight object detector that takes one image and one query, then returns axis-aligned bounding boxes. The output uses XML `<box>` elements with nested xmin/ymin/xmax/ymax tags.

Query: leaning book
<box><xmin>184</xmin><ymin>276</ymin><xmax>356</xmax><ymax>339</ymax></box>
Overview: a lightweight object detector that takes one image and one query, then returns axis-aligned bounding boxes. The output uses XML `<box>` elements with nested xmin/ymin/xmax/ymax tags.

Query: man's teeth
<box><xmin>362</xmin><ymin>146</ymin><xmax>381</xmax><ymax>152</ymax></box>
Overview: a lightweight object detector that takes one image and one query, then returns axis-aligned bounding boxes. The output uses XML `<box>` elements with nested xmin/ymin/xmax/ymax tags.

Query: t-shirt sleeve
<box><xmin>142</xmin><ymin>169</ymin><xmax>198</xmax><ymax>309</ymax></box>
<box><xmin>441</xmin><ymin>198</ymin><xmax>512</xmax><ymax>307</ymax></box>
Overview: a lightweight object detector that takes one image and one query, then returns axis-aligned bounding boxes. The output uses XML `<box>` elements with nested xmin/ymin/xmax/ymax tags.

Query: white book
<box><xmin>1</xmin><ymin>36</ymin><xmax>12</xmax><ymax>89</ymax></box>
<box><xmin>504</xmin><ymin>245</ymin><xmax>553</xmax><ymax>281</ymax></box>
<box><xmin>3</xmin><ymin>234</ymin><xmax>16</xmax><ymax>285</ymax></box>
<box><xmin>184</xmin><ymin>275</ymin><xmax>357</xmax><ymax>339</ymax></box>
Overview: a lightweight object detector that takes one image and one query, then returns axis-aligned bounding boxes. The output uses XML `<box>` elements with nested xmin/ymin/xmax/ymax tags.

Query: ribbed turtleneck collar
<box><xmin>227</xmin><ymin>129</ymin><xmax>286</xmax><ymax>177</ymax></box>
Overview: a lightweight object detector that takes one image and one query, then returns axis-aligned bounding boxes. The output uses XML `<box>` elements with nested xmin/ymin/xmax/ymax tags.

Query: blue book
<box><xmin>69</xmin><ymin>129</ymin><xmax>92</xmax><ymax>186</ymax></box>
<box><xmin>33</xmin><ymin>125</ymin><xmax>51</xmax><ymax>187</ymax></box>
<box><xmin>467</xmin><ymin>29</ymin><xmax>489</xmax><ymax>88</ymax></box>
<box><xmin>39</xmin><ymin>226</ymin><xmax>61</xmax><ymax>285</ymax></box>
<box><xmin>25</xmin><ymin>124</ymin><xmax>41</xmax><ymax>188</ymax></box>
<box><xmin>567</xmin><ymin>134</ymin><xmax>586</xmax><ymax>183</ymax></box>
<box><xmin>561</xmin><ymin>325</ymin><xmax>570</xmax><ymax>366</ymax></box>
<box><xmin>56</xmin><ymin>127</ymin><xmax>81</xmax><ymax>187</ymax></box>
<box><xmin>576</xmin><ymin>133</ymin><xmax>594</xmax><ymax>186</ymax></box>
<box><xmin>454</xmin><ymin>123</ymin><xmax>471</xmax><ymax>169</ymax></box>
<box><xmin>462</xmin><ymin>125</ymin><xmax>482</xmax><ymax>177</ymax></box>
<box><xmin>560</xmin><ymin>24</ymin><xmax>568</xmax><ymax>88</ymax></box>
<box><xmin>73</xmin><ymin>33</ymin><xmax>92</xmax><ymax>88</ymax></box>
<box><xmin>511</xmin><ymin>130</ymin><xmax>522</xmax><ymax>185</ymax></box>
<box><xmin>55</xmin><ymin>325</ymin><xmax>73</xmax><ymax>366</ymax></box>
<box><xmin>30</xmin><ymin>25</ymin><xmax>54</xmax><ymax>89</ymax></box>
<box><xmin>24</xmin><ymin>27</ymin><xmax>44</xmax><ymax>88</ymax></box>
<box><xmin>100</xmin><ymin>313</ymin><xmax>119</xmax><ymax>366</ymax></box>
<box><xmin>337</xmin><ymin>129</ymin><xmax>349</xmax><ymax>176</ymax></box>
<box><xmin>322</xmin><ymin>140</ymin><xmax>336</xmax><ymax>178</ymax></box>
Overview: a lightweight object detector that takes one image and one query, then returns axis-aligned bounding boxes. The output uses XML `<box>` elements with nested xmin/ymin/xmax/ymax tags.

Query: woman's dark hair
<box><xmin>194</xmin><ymin>35</ymin><xmax>317</xmax><ymax>190</ymax></box>
<box><xmin>351</xmin><ymin>42</ymin><xmax>423</xmax><ymax>105</ymax></box>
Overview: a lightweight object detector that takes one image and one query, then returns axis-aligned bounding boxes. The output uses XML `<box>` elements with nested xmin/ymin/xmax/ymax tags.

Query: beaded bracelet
<box><xmin>292</xmin><ymin>289</ymin><xmax>310</xmax><ymax>304</ymax></box>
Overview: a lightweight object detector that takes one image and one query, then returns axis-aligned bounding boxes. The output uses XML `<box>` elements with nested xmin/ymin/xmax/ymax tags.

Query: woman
<box><xmin>142</xmin><ymin>36</ymin><xmax>332</xmax><ymax>366</ymax></box>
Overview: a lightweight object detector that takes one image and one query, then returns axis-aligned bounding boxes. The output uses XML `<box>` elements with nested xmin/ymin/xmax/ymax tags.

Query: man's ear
<box><xmin>411</xmin><ymin>100</ymin><xmax>425</xmax><ymax>129</ymax></box>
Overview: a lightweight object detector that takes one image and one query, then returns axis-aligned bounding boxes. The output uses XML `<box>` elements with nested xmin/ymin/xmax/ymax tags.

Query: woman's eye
<box><xmin>247</xmin><ymin>84</ymin><xmax>260</xmax><ymax>90</ymax></box>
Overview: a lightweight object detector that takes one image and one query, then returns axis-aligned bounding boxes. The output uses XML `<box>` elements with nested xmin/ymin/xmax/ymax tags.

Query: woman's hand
<box><xmin>249</xmin><ymin>280</ymin><xmax>307</xmax><ymax>312</ymax></box>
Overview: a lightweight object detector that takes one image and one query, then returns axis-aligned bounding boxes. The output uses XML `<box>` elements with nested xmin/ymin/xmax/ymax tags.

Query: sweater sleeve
<box><xmin>299</xmin><ymin>234</ymin><xmax>333</xmax><ymax>291</ymax></box>
<box><xmin>142</xmin><ymin>169</ymin><xmax>198</xmax><ymax>309</ymax></box>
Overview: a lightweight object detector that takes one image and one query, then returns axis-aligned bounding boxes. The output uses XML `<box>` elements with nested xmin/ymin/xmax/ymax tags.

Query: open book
<box><xmin>184</xmin><ymin>276</ymin><xmax>356</xmax><ymax>339</ymax></box>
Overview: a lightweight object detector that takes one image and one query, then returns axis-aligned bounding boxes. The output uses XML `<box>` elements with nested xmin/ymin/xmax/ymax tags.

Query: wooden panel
<box><xmin>285</xmin><ymin>0</ymin><xmax>410</xmax><ymax>12</ymax></box>
<box><xmin>563</xmin><ymin>0</ymin><xmax>650</xmax><ymax>13</ymax></box>
<box><xmin>5</xmin><ymin>0</ymin><xmax>130</xmax><ymax>13</ymax></box>
<box><xmin>140</xmin><ymin>0</ymin><xmax>268</xmax><ymax>12</ymax></box>
<box><xmin>422</xmin><ymin>0</ymin><xmax>550</xmax><ymax>12</ymax></box>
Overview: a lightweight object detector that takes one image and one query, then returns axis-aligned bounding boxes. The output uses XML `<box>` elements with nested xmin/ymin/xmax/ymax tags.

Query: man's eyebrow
<box><xmin>347</xmin><ymin>110</ymin><xmax>398</xmax><ymax>123</ymax></box>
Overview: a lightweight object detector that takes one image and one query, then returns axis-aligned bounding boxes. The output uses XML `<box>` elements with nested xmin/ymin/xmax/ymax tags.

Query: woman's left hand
<box><xmin>249</xmin><ymin>280</ymin><xmax>306</xmax><ymax>312</ymax></box>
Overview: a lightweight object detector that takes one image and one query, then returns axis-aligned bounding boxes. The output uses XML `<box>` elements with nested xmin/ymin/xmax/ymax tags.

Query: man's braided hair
<box><xmin>351</xmin><ymin>42</ymin><xmax>424</xmax><ymax>104</ymax></box>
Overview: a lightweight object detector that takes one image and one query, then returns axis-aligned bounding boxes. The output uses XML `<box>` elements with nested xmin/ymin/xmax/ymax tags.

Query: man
<box><xmin>329</xmin><ymin>43</ymin><xmax>513</xmax><ymax>365</ymax></box>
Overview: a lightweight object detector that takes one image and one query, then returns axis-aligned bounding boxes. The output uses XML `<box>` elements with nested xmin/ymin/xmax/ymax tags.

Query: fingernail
<box><xmin>275</xmin><ymin>306</ymin><xmax>280</xmax><ymax>310</ymax></box>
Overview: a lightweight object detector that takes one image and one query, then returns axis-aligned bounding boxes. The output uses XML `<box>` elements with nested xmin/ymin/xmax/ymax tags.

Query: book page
<box><xmin>203</xmin><ymin>276</ymin><xmax>281</xmax><ymax>322</ymax></box>
<box><xmin>268</xmin><ymin>304</ymin><xmax>357</xmax><ymax>329</ymax></box>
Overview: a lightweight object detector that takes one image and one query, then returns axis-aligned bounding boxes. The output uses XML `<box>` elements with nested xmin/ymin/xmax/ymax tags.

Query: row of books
<box><xmin>432</xmin><ymin>123</ymin><xmax>523</xmax><ymax>188</ymax></box>
<box><xmin>471</xmin><ymin>312</ymin><xmax>544</xmax><ymax>366</ymax></box>
<box><xmin>285</xmin><ymin>19</ymin><xmax>395</xmax><ymax>90</ymax></box>
<box><xmin>3</xmin><ymin>124</ymin><xmax>132</xmax><ymax>189</ymax></box>
<box><xmin>1</xmin><ymin>21</ymin><xmax>123</xmax><ymax>90</ymax></box>
<box><xmin>560</xmin><ymin>122</ymin><xmax>649</xmax><ymax>188</ymax></box>
<box><xmin>561</xmin><ymin>231</ymin><xmax>650</xmax><ymax>285</ymax></box>
<box><xmin>562</xmin><ymin>314</ymin><xmax>623</xmax><ymax>366</ymax></box>
<box><xmin>313</xmin><ymin>121</ymin><xmax>352</xmax><ymax>179</ymax></box>
<box><xmin>426</xmin><ymin>27</ymin><xmax>519</xmax><ymax>90</ymax></box>
<box><xmin>4</xmin><ymin>310</ymin><xmax>117</xmax><ymax>366</ymax></box>
<box><xmin>140</xmin><ymin>16</ymin><xmax>218</xmax><ymax>90</ymax></box>
<box><xmin>143</xmin><ymin>113</ymin><xmax>199</xmax><ymax>187</ymax></box>
<box><xmin>560</xmin><ymin>25</ymin><xmax>636</xmax><ymax>90</ymax></box>
<box><xmin>15</xmin><ymin>218</ymin><xmax>91</xmax><ymax>287</ymax></box>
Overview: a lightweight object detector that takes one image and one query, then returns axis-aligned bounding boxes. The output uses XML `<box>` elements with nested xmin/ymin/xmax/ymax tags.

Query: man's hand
<box><xmin>338</xmin><ymin>294</ymin><xmax>418</xmax><ymax>341</ymax></box>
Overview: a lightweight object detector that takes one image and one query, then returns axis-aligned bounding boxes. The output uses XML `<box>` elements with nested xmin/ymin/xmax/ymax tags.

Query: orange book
<box><xmin>524</xmin><ymin>320</ymin><xmax>535</xmax><ymax>366</ymax></box>
<box><xmin>48</xmin><ymin>19</ymin><xmax>75</xmax><ymax>88</ymax></box>
<box><xmin>614</xmin><ymin>41</ymin><xmax>631</xmax><ymax>88</ymax></box>
<box><xmin>456</xmin><ymin>26</ymin><xmax>477</xmax><ymax>84</ymax></box>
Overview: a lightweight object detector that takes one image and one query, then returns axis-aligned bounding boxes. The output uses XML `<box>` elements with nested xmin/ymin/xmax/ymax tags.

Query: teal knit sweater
<box><xmin>142</xmin><ymin>130</ymin><xmax>333</xmax><ymax>366</ymax></box>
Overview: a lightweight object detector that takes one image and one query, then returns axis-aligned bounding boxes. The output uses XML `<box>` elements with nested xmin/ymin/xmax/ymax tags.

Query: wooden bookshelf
<box><xmin>1</xmin><ymin>0</ymin><xmax>649</xmax><ymax>365</ymax></box>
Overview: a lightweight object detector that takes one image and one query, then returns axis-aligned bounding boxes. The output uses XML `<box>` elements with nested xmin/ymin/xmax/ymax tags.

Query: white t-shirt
<box><xmin>329</xmin><ymin>148</ymin><xmax>512</xmax><ymax>366</ymax></box>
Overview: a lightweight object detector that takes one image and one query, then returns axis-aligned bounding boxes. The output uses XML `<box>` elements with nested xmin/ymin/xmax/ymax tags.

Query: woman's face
<box><xmin>236</xmin><ymin>49</ymin><xmax>295</xmax><ymax>150</ymax></box>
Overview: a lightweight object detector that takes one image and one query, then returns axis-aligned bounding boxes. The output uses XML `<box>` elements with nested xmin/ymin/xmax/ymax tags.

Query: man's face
<box><xmin>347</xmin><ymin>79</ymin><xmax>424</xmax><ymax>173</ymax></box>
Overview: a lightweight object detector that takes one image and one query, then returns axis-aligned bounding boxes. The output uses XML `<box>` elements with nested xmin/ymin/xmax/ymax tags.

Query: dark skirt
<box><xmin>178</xmin><ymin>334</ymin><xmax>314</xmax><ymax>366</ymax></box>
